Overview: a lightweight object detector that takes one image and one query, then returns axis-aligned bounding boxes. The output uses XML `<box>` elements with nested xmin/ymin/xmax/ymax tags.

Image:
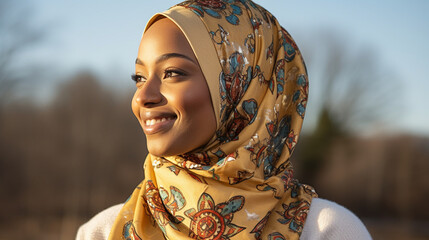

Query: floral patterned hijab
<box><xmin>109</xmin><ymin>1</ymin><xmax>316</xmax><ymax>239</ymax></box>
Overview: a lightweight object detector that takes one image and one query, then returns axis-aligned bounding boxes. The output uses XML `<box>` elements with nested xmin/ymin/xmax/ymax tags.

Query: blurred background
<box><xmin>1</xmin><ymin>0</ymin><xmax>428</xmax><ymax>239</ymax></box>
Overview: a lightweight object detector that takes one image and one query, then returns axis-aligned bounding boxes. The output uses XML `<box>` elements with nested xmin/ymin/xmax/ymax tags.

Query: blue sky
<box><xmin>12</xmin><ymin>0</ymin><xmax>429</xmax><ymax>135</ymax></box>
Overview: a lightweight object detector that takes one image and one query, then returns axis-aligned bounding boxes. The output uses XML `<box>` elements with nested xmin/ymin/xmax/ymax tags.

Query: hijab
<box><xmin>109</xmin><ymin>1</ymin><xmax>317</xmax><ymax>239</ymax></box>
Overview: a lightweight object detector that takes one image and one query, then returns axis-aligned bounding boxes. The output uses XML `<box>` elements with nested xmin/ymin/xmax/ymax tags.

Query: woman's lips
<box><xmin>141</xmin><ymin>116</ymin><xmax>177</xmax><ymax>135</ymax></box>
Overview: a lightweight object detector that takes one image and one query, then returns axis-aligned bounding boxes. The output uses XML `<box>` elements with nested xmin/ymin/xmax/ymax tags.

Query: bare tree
<box><xmin>294</xmin><ymin>29</ymin><xmax>400</xmax><ymax>182</ymax></box>
<box><xmin>309</xmin><ymin>31</ymin><xmax>400</xmax><ymax>134</ymax></box>
<box><xmin>0</xmin><ymin>0</ymin><xmax>45</xmax><ymax>214</ymax></box>
<box><xmin>0</xmin><ymin>0</ymin><xmax>45</xmax><ymax>109</ymax></box>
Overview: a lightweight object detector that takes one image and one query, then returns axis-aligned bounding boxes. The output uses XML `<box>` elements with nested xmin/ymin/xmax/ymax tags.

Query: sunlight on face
<box><xmin>132</xmin><ymin>18</ymin><xmax>216</xmax><ymax>157</ymax></box>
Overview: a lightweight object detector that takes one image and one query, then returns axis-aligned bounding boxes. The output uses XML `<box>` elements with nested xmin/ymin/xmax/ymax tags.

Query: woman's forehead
<box><xmin>138</xmin><ymin>18</ymin><xmax>197</xmax><ymax>65</ymax></box>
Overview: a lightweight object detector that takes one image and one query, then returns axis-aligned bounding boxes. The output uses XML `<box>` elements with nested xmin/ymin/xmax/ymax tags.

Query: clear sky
<box><xmin>11</xmin><ymin>0</ymin><xmax>429</xmax><ymax>135</ymax></box>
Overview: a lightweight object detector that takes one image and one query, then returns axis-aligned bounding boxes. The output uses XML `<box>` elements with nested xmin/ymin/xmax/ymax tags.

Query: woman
<box><xmin>77</xmin><ymin>1</ymin><xmax>372</xmax><ymax>239</ymax></box>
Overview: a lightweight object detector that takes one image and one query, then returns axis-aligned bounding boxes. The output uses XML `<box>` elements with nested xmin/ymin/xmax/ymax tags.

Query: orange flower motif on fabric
<box><xmin>185</xmin><ymin>193</ymin><xmax>246</xmax><ymax>239</ymax></box>
<box><xmin>144</xmin><ymin>180</ymin><xmax>186</xmax><ymax>234</ymax></box>
<box><xmin>276</xmin><ymin>200</ymin><xmax>310</xmax><ymax>233</ymax></box>
<box><xmin>250</xmin><ymin>211</ymin><xmax>271</xmax><ymax>240</ymax></box>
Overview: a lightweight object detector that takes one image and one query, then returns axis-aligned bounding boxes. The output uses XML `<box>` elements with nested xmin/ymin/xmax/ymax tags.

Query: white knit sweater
<box><xmin>76</xmin><ymin>198</ymin><xmax>372</xmax><ymax>239</ymax></box>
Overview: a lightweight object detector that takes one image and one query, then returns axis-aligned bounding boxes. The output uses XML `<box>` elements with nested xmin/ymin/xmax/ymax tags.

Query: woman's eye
<box><xmin>164</xmin><ymin>69</ymin><xmax>185</xmax><ymax>79</ymax></box>
<box><xmin>131</xmin><ymin>74</ymin><xmax>146</xmax><ymax>83</ymax></box>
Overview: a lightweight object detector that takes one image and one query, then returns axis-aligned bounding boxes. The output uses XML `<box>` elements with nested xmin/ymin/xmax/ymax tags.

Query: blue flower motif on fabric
<box><xmin>180</xmin><ymin>0</ymin><xmax>243</xmax><ymax>25</ymax></box>
<box><xmin>225</xmin><ymin>4</ymin><xmax>242</xmax><ymax>24</ymax></box>
<box><xmin>159</xmin><ymin>186</ymin><xmax>186</xmax><ymax>214</ymax></box>
<box><xmin>218</xmin><ymin>51</ymin><xmax>253</xmax><ymax>142</ymax></box>
<box><xmin>275</xmin><ymin>60</ymin><xmax>285</xmax><ymax>97</ymax></box>
<box><xmin>238</xmin><ymin>0</ymin><xmax>276</xmax><ymax>28</ymax></box>
<box><xmin>212</xmin><ymin>149</ymin><xmax>227</xmax><ymax>159</ymax></box>
<box><xmin>246</xmin><ymin>114</ymin><xmax>295</xmax><ymax>180</ymax></box>
<box><xmin>292</xmin><ymin>74</ymin><xmax>308</xmax><ymax>118</ymax></box>
<box><xmin>280</xmin><ymin>27</ymin><xmax>297</xmax><ymax>62</ymax></box>
<box><xmin>123</xmin><ymin>221</ymin><xmax>142</xmax><ymax>240</ymax></box>
<box><xmin>242</xmin><ymin>99</ymin><xmax>258</xmax><ymax>124</ymax></box>
<box><xmin>263</xmin><ymin>115</ymin><xmax>292</xmax><ymax>178</ymax></box>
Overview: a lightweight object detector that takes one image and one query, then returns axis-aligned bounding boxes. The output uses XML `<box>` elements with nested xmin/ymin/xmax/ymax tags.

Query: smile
<box><xmin>141</xmin><ymin>114</ymin><xmax>177</xmax><ymax>135</ymax></box>
<box><xmin>145</xmin><ymin>117</ymin><xmax>175</xmax><ymax>126</ymax></box>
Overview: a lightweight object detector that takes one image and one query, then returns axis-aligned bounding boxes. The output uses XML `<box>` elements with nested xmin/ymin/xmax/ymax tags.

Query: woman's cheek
<box><xmin>131</xmin><ymin>91</ymin><xmax>141</xmax><ymax>120</ymax></box>
<box><xmin>173</xmin><ymin>83</ymin><xmax>210</xmax><ymax>114</ymax></box>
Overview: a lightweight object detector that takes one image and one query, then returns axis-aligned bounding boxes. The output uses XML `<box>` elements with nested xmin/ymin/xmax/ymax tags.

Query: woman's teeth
<box><xmin>145</xmin><ymin>117</ymin><xmax>174</xmax><ymax>126</ymax></box>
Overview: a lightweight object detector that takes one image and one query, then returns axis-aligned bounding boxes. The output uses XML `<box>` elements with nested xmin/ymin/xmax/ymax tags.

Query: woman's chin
<box><xmin>146</xmin><ymin>143</ymin><xmax>180</xmax><ymax>158</ymax></box>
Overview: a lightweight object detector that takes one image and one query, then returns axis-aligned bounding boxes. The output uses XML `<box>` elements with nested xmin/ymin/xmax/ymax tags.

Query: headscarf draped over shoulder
<box><xmin>109</xmin><ymin>1</ymin><xmax>317</xmax><ymax>239</ymax></box>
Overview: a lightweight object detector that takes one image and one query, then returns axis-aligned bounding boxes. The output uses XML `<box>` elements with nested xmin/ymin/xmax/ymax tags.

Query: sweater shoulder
<box><xmin>301</xmin><ymin>198</ymin><xmax>372</xmax><ymax>240</ymax></box>
<box><xmin>76</xmin><ymin>199</ymin><xmax>372</xmax><ymax>239</ymax></box>
<box><xmin>75</xmin><ymin>204</ymin><xmax>124</xmax><ymax>240</ymax></box>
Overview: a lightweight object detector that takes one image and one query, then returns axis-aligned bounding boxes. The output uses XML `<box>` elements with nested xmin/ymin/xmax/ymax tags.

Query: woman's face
<box><xmin>132</xmin><ymin>18</ymin><xmax>217</xmax><ymax>157</ymax></box>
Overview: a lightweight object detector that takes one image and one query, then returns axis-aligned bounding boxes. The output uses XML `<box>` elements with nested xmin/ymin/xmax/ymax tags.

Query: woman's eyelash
<box><xmin>131</xmin><ymin>74</ymin><xmax>145</xmax><ymax>83</ymax></box>
<box><xmin>131</xmin><ymin>69</ymin><xmax>185</xmax><ymax>83</ymax></box>
<box><xmin>164</xmin><ymin>69</ymin><xmax>185</xmax><ymax>78</ymax></box>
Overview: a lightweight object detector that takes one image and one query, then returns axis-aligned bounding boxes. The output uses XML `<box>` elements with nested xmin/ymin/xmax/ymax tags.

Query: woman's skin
<box><xmin>132</xmin><ymin>18</ymin><xmax>217</xmax><ymax>157</ymax></box>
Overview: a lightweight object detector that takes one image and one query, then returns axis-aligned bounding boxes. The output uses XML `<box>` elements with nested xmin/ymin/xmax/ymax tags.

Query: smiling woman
<box><xmin>132</xmin><ymin>18</ymin><xmax>216</xmax><ymax>157</ymax></box>
<box><xmin>76</xmin><ymin>1</ymin><xmax>371</xmax><ymax>240</ymax></box>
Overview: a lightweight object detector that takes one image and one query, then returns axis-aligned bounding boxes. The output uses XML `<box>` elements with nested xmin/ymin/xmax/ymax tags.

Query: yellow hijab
<box><xmin>109</xmin><ymin>1</ymin><xmax>316</xmax><ymax>239</ymax></box>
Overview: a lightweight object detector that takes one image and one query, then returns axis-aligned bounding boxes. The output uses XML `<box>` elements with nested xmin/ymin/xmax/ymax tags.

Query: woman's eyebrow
<box><xmin>135</xmin><ymin>53</ymin><xmax>197</xmax><ymax>66</ymax></box>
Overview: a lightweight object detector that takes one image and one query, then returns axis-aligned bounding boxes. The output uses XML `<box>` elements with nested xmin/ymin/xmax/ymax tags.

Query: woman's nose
<box><xmin>135</xmin><ymin>77</ymin><xmax>163</xmax><ymax>107</ymax></box>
